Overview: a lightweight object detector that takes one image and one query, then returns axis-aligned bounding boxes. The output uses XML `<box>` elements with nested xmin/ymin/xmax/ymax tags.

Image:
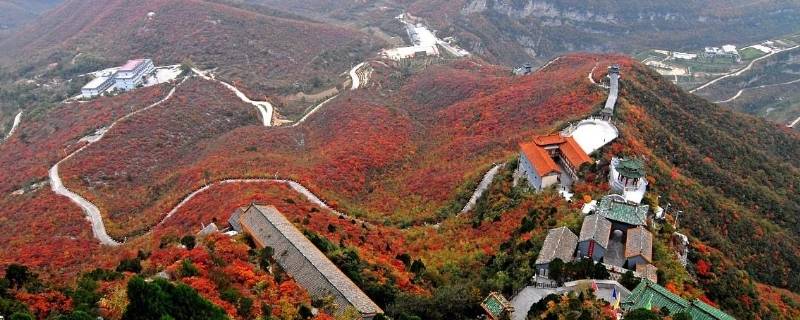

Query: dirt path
<box><xmin>192</xmin><ymin>68</ymin><xmax>274</xmax><ymax>126</ymax></box>
<box><xmin>716</xmin><ymin>77</ymin><xmax>800</xmax><ymax>104</ymax></box>
<box><xmin>49</xmin><ymin>83</ymin><xmax>181</xmax><ymax>246</ymax></box>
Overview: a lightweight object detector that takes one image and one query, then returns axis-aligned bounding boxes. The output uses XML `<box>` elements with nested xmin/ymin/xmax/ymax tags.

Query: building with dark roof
<box><xmin>578</xmin><ymin>214</ymin><xmax>612</xmax><ymax>261</ymax></box>
<box><xmin>623</xmin><ymin>280</ymin><xmax>735</xmax><ymax>320</ymax></box>
<box><xmin>235</xmin><ymin>204</ymin><xmax>383</xmax><ymax>319</ymax></box>
<box><xmin>518</xmin><ymin>134</ymin><xmax>592</xmax><ymax>191</ymax></box>
<box><xmin>535</xmin><ymin>227</ymin><xmax>578</xmax><ymax>277</ymax></box>
<box><xmin>625</xmin><ymin>226</ymin><xmax>653</xmax><ymax>268</ymax></box>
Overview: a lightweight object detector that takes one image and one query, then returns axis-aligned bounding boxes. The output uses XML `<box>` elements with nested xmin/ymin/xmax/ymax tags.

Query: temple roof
<box><xmin>623</xmin><ymin>280</ymin><xmax>735</xmax><ymax>320</ymax></box>
<box><xmin>625</xmin><ymin>226</ymin><xmax>653</xmax><ymax>262</ymax></box>
<box><xmin>579</xmin><ymin>214</ymin><xmax>612</xmax><ymax>249</ymax></box>
<box><xmin>535</xmin><ymin>227</ymin><xmax>578</xmax><ymax>265</ymax></box>
<box><xmin>615</xmin><ymin>158</ymin><xmax>646</xmax><ymax>179</ymax></box>
<box><xmin>595</xmin><ymin>195</ymin><xmax>649</xmax><ymax>226</ymax></box>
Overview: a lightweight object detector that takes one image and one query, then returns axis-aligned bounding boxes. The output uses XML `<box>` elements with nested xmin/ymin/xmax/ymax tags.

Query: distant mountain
<box><xmin>255</xmin><ymin>0</ymin><xmax>800</xmax><ymax>66</ymax></box>
<box><xmin>0</xmin><ymin>0</ymin><xmax>62</xmax><ymax>31</ymax></box>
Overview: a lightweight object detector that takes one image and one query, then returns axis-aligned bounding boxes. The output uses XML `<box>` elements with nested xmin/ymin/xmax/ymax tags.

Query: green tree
<box><xmin>548</xmin><ymin>258</ymin><xmax>565</xmax><ymax>284</ymax></box>
<box><xmin>122</xmin><ymin>276</ymin><xmax>227</xmax><ymax>320</ymax></box>
<box><xmin>179</xmin><ymin>260</ymin><xmax>199</xmax><ymax>278</ymax></box>
<box><xmin>4</xmin><ymin>264</ymin><xmax>31</xmax><ymax>289</ymax></box>
<box><xmin>624</xmin><ymin>309</ymin><xmax>660</xmax><ymax>320</ymax></box>
<box><xmin>116</xmin><ymin>258</ymin><xmax>142</xmax><ymax>273</ymax></box>
<box><xmin>9</xmin><ymin>312</ymin><xmax>34</xmax><ymax>320</ymax></box>
<box><xmin>620</xmin><ymin>270</ymin><xmax>641</xmax><ymax>290</ymax></box>
<box><xmin>180</xmin><ymin>236</ymin><xmax>196</xmax><ymax>250</ymax></box>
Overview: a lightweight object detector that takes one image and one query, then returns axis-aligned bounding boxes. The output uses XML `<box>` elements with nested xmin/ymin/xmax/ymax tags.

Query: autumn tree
<box><xmin>5</xmin><ymin>264</ymin><xmax>31</xmax><ymax>289</ymax></box>
<box><xmin>122</xmin><ymin>276</ymin><xmax>227</xmax><ymax>320</ymax></box>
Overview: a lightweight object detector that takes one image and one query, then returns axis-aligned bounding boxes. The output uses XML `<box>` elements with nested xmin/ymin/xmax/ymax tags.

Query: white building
<box><xmin>609</xmin><ymin>157</ymin><xmax>648</xmax><ymax>204</ymax></box>
<box><xmin>721</xmin><ymin>45</ymin><xmax>738</xmax><ymax>55</ymax></box>
<box><xmin>672</xmin><ymin>52</ymin><xmax>697</xmax><ymax>60</ymax></box>
<box><xmin>81</xmin><ymin>76</ymin><xmax>115</xmax><ymax>98</ymax></box>
<box><xmin>113</xmin><ymin>59</ymin><xmax>155</xmax><ymax>91</ymax></box>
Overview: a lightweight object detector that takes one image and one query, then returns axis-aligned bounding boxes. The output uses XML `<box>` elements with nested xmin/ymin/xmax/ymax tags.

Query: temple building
<box><xmin>578</xmin><ymin>214</ymin><xmax>612</xmax><ymax>261</ymax></box>
<box><xmin>609</xmin><ymin>157</ymin><xmax>648</xmax><ymax>204</ymax></box>
<box><xmin>625</xmin><ymin>226</ymin><xmax>653</xmax><ymax>269</ymax></box>
<box><xmin>534</xmin><ymin>227</ymin><xmax>578</xmax><ymax>277</ymax></box>
<box><xmin>518</xmin><ymin>134</ymin><xmax>592</xmax><ymax>192</ymax></box>
<box><xmin>623</xmin><ymin>280</ymin><xmax>735</xmax><ymax>320</ymax></box>
<box><xmin>593</xmin><ymin>194</ymin><xmax>649</xmax><ymax>230</ymax></box>
<box><xmin>230</xmin><ymin>204</ymin><xmax>383</xmax><ymax>319</ymax></box>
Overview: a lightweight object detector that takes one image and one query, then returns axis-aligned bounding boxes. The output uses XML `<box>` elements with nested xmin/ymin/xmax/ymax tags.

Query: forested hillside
<box><xmin>0</xmin><ymin>0</ymin><xmax>379</xmax><ymax>97</ymax></box>
<box><xmin>0</xmin><ymin>0</ymin><xmax>62</xmax><ymax>32</ymax></box>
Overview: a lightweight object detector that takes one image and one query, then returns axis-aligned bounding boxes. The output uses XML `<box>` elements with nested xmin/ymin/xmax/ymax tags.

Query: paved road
<box><xmin>511</xmin><ymin>287</ymin><xmax>557</xmax><ymax>320</ymax></box>
<box><xmin>460</xmin><ymin>164</ymin><xmax>502</xmax><ymax>214</ymax></box>
<box><xmin>512</xmin><ymin>280</ymin><xmax>630</xmax><ymax>319</ymax></box>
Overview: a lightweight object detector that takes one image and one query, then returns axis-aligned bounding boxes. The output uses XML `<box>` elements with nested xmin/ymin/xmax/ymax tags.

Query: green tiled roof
<box><xmin>481</xmin><ymin>292</ymin><xmax>513</xmax><ymax>319</ymax></box>
<box><xmin>596</xmin><ymin>195</ymin><xmax>648</xmax><ymax>226</ymax></box>
<box><xmin>616</xmin><ymin>158</ymin><xmax>646</xmax><ymax>179</ymax></box>
<box><xmin>623</xmin><ymin>280</ymin><xmax>688</xmax><ymax>314</ymax></box>
<box><xmin>623</xmin><ymin>280</ymin><xmax>736</xmax><ymax>320</ymax></box>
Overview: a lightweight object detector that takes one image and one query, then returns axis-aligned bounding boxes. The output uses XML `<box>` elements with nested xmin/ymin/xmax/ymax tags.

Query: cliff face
<box><xmin>449</xmin><ymin>0</ymin><xmax>800</xmax><ymax>64</ymax></box>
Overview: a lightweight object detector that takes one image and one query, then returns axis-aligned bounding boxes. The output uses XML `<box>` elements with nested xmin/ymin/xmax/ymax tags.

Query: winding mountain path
<box><xmin>192</xmin><ymin>68</ymin><xmax>273</xmax><ymax>126</ymax></box>
<box><xmin>349</xmin><ymin>62</ymin><xmax>366</xmax><ymax>90</ymax></box>
<box><xmin>291</xmin><ymin>95</ymin><xmax>339</xmax><ymax>127</ymax></box>
<box><xmin>3</xmin><ymin>111</ymin><xmax>22</xmax><ymax>141</ymax></box>
<box><xmin>690</xmin><ymin>45</ymin><xmax>800</xmax><ymax>94</ymax></box>
<box><xmin>715</xmin><ymin>77</ymin><xmax>800</xmax><ymax>104</ymax></box>
<box><xmin>49</xmin><ymin>84</ymin><xmax>180</xmax><ymax>246</ymax></box>
<box><xmin>158</xmin><ymin>179</ymin><xmax>368</xmax><ymax>228</ymax></box>
<box><xmin>460</xmin><ymin>164</ymin><xmax>502</xmax><ymax>214</ymax></box>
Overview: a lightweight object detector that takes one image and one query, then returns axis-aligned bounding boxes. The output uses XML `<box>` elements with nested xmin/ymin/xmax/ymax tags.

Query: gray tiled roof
<box><xmin>228</xmin><ymin>207</ymin><xmax>244</xmax><ymax>232</ymax></box>
<box><xmin>579</xmin><ymin>214</ymin><xmax>612</xmax><ymax>249</ymax></box>
<box><xmin>625</xmin><ymin>226</ymin><xmax>653</xmax><ymax>262</ymax></box>
<box><xmin>240</xmin><ymin>205</ymin><xmax>382</xmax><ymax>316</ymax></box>
<box><xmin>535</xmin><ymin>227</ymin><xmax>578</xmax><ymax>265</ymax></box>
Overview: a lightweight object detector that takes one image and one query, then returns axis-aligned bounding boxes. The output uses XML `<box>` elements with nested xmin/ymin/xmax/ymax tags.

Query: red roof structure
<box><xmin>119</xmin><ymin>59</ymin><xmax>145</xmax><ymax>72</ymax></box>
<box><xmin>520</xmin><ymin>134</ymin><xmax>592</xmax><ymax>176</ymax></box>
<box><xmin>520</xmin><ymin>141</ymin><xmax>560</xmax><ymax>176</ymax></box>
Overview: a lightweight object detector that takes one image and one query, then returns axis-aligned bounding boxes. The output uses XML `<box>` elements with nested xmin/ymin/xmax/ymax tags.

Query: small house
<box><xmin>624</xmin><ymin>226</ymin><xmax>653</xmax><ymax>268</ymax></box>
<box><xmin>535</xmin><ymin>227</ymin><xmax>578</xmax><ymax>277</ymax></box>
<box><xmin>635</xmin><ymin>263</ymin><xmax>658</xmax><ymax>283</ymax></box>
<box><xmin>578</xmin><ymin>214</ymin><xmax>612</xmax><ymax>261</ymax></box>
